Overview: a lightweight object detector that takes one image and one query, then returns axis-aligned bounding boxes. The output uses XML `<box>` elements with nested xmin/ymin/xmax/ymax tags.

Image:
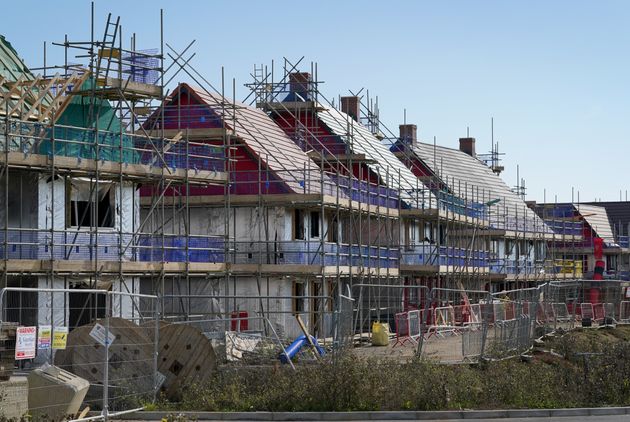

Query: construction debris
<box><xmin>225</xmin><ymin>331</ymin><xmax>261</xmax><ymax>361</ymax></box>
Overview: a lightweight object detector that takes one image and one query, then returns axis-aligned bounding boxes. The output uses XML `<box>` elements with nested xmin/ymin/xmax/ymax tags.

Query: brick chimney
<box><xmin>399</xmin><ymin>124</ymin><xmax>417</xmax><ymax>148</ymax></box>
<box><xmin>340</xmin><ymin>96</ymin><xmax>360</xmax><ymax>122</ymax></box>
<box><xmin>459</xmin><ymin>137</ymin><xmax>476</xmax><ymax>157</ymax></box>
<box><xmin>289</xmin><ymin>72</ymin><xmax>312</xmax><ymax>100</ymax></box>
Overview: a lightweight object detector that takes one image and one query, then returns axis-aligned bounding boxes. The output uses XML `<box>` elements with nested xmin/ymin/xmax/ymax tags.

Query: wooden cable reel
<box><xmin>55</xmin><ymin>318</ymin><xmax>155</xmax><ymax>406</ymax></box>
<box><xmin>157</xmin><ymin>323</ymin><xmax>217</xmax><ymax>400</ymax></box>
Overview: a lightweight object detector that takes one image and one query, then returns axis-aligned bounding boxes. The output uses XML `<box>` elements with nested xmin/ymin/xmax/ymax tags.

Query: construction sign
<box><xmin>52</xmin><ymin>326</ymin><xmax>69</xmax><ymax>350</ymax></box>
<box><xmin>89</xmin><ymin>323</ymin><xmax>116</xmax><ymax>347</ymax></box>
<box><xmin>15</xmin><ymin>326</ymin><xmax>37</xmax><ymax>360</ymax></box>
<box><xmin>37</xmin><ymin>325</ymin><xmax>52</xmax><ymax>350</ymax></box>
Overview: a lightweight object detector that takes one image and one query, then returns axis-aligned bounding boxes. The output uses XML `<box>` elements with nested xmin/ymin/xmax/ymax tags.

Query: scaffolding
<box><xmin>1</xmin><ymin>6</ymin><xmax>628</xmax><ymax>365</ymax></box>
<box><xmin>0</xmin><ymin>7</ymin><xmax>228</xmax><ymax>331</ymax></box>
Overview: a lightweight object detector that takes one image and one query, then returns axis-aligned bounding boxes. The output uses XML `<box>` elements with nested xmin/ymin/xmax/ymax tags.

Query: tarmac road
<box><xmin>122</xmin><ymin>417</ymin><xmax>630</xmax><ymax>422</ymax></box>
<box><xmin>417</xmin><ymin>418</ymin><xmax>630</xmax><ymax>422</ymax></box>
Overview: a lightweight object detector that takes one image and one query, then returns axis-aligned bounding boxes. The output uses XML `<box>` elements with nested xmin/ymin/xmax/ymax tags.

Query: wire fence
<box><xmin>1</xmin><ymin>280</ymin><xmax>630</xmax><ymax>419</ymax></box>
<box><xmin>0</xmin><ymin>287</ymin><xmax>158</xmax><ymax>421</ymax></box>
<box><xmin>346</xmin><ymin>279</ymin><xmax>630</xmax><ymax>363</ymax></box>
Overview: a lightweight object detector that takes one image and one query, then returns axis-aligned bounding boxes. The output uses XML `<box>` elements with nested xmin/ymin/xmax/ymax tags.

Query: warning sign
<box><xmin>52</xmin><ymin>326</ymin><xmax>69</xmax><ymax>350</ymax></box>
<box><xmin>37</xmin><ymin>325</ymin><xmax>52</xmax><ymax>350</ymax></box>
<box><xmin>89</xmin><ymin>323</ymin><xmax>115</xmax><ymax>347</ymax></box>
<box><xmin>15</xmin><ymin>326</ymin><xmax>37</xmax><ymax>360</ymax></box>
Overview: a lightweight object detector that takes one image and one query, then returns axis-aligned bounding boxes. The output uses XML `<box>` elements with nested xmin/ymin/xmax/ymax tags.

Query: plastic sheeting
<box><xmin>38</xmin><ymin>177</ymin><xmax>65</xmax><ymax>231</ymax></box>
<box><xmin>117</xmin><ymin>181</ymin><xmax>138</xmax><ymax>235</ymax></box>
<box><xmin>37</xmin><ymin>276</ymin><xmax>66</xmax><ymax>328</ymax></box>
<box><xmin>111</xmin><ymin>278</ymin><xmax>138</xmax><ymax>320</ymax></box>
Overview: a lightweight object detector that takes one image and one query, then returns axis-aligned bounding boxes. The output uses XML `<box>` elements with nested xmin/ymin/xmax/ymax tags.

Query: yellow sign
<box><xmin>52</xmin><ymin>326</ymin><xmax>68</xmax><ymax>350</ymax></box>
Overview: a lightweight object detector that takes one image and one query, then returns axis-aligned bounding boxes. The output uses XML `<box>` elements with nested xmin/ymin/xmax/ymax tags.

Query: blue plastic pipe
<box><xmin>279</xmin><ymin>335</ymin><xmax>325</xmax><ymax>363</ymax></box>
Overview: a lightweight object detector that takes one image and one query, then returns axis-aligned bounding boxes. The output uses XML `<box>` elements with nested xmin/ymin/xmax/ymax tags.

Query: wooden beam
<box><xmin>0</xmin><ymin>151</ymin><xmax>228</xmax><ymax>184</ymax></box>
<box><xmin>147</xmin><ymin>128</ymin><xmax>235</xmax><ymax>140</ymax></box>
<box><xmin>104</xmin><ymin>77</ymin><xmax>162</xmax><ymax>98</ymax></box>
<box><xmin>22</xmin><ymin>73</ymin><xmax>60</xmax><ymax>120</ymax></box>
<box><xmin>47</xmin><ymin>72</ymin><xmax>91</xmax><ymax>122</ymax></box>
<box><xmin>6</xmin><ymin>74</ymin><xmax>42</xmax><ymax>117</ymax></box>
<box><xmin>295</xmin><ymin>314</ymin><xmax>321</xmax><ymax>360</ymax></box>
<box><xmin>259</xmin><ymin>101</ymin><xmax>324</xmax><ymax>112</ymax></box>
<box><xmin>307</xmin><ymin>152</ymin><xmax>377</xmax><ymax>164</ymax></box>
<box><xmin>0</xmin><ymin>74</ymin><xmax>26</xmax><ymax>111</ymax></box>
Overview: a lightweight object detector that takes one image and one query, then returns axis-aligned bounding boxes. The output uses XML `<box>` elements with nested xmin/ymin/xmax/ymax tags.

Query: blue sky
<box><xmin>4</xmin><ymin>1</ymin><xmax>628</xmax><ymax>203</ymax></box>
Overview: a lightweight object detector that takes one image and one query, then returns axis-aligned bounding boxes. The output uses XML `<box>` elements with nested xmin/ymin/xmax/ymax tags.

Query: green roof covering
<box><xmin>0</xmin><ymin>34</ymin><xmax>33</xmax><ymax>82</ymax></box>
<box><xmin>40</xmin><ymin>78</ymin><xmax>138</xmax><ymax>163</ymax></box>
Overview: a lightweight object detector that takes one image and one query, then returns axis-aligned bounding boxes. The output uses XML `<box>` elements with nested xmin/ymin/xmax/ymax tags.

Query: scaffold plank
<box><xmin>0</xmin><ymin>152</ymin><xmax>227</xmax><ymax>184</ymax></box>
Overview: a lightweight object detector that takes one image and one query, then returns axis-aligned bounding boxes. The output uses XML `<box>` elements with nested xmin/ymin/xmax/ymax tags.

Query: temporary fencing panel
<box><xmin>434</xmin><ymin>306</ymin><xmax>456</xmax><ymax>329</ymax></box>
<box><xmin>408</xmin><ymin>310</ymin><xmax>421</xmax><ymax>339</ymax></box>
<box><xmin>393</xmin><ymin>312</ymin><xmax>414</xmax><ymax>347</ymax></box>
<box><xmin>461</xmin><ymin>322</ymin><xmax>484</xmax><ymax>359</ymax></box>
<box><xmin>581</xmin><ymin>303</ymin><xmax>595</xmax><ymax>321</ymax></box>
<box><xmin>419</xmin><ymin>288</ymin><xmax>493</xmax><ymax>363</ymax></box>
<box><xmin>0</xmin><ymin>287</ymin><xmax>159</xmax><ymax>421</ymax></box>
<box><xmin>392</xmin><ymin>310</ymin><xmax>421</xmax><ymax>347</ymax></box>
<box><xmin>553</xmin><ymin>303</ymin><xmax>571</xmax><ymax>322</ymax></box>
<box><xmin>593</xmin><ymin>303</ymin><xmax>606</xmax><ymax>323</ymax></box>
<box><xmin>469</xmin><ymin>303</ymin><xmax>482</xmax><ymax>324</ymax></box>
<box><xmin>605</xmin><ymin>303</ymin><xmax>616</xmax><ymax>320</ymax></box>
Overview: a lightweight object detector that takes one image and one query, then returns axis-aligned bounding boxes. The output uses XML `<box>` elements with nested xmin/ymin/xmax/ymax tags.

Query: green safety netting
<box><xmin>40</xmin><ymin>78</ymin><xmax>139</xmax><ymax>164</ymax></box>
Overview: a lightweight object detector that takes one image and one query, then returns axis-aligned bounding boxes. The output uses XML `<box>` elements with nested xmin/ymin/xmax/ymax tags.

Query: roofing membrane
<box><xmin>411</xmin><ymin>142</ymin><xmax>550</xmax><ymax>232</ymax></box>
<box><xmin>316</xmin><ymin>106</ymin><xmax>433</xmax><ymax>209</ymax></box>
<box><xmin>573</xmin><ymin>203</ymin><xmax>616</xmax><ymax>245</ymax></box>
<box><xmin>0</xmin><ymin>34</ymin><xmax>32</xmax><ymax>82</ymax></box>
<box><xmin>187</xmin><ymin>85</ymin><xmax>334</xmax><ymax>195</ymax></box>
<box><xmin>582</xmin><ymin>202</ymin><xmax>630</xmax><ymax>237</ymax></box>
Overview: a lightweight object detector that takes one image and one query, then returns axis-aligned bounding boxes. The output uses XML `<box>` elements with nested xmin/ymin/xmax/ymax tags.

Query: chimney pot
<box><xmin>399</xmin><ymin>124</ymin><xmax>417</xmax><ymax>148</ymax></box>
<box><xmin>340</xmin><ymin>96</ymin><xmax>360</xmax><ymax>122</ymax></box>
<box><xmin>459</xmin><ymin>137</ymin><xmax>476</xmax><ymax>157</ymax></box>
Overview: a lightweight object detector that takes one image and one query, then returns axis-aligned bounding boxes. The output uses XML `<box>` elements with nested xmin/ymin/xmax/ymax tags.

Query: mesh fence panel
<box><xmin>0</xmin><ymin>287</ymin><xmax>158</xmax><ymax>420</ymax></box>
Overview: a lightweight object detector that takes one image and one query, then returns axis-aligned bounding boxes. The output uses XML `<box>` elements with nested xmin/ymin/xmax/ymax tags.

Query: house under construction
<box><xmin>1</xmin><ymin>11</ymin><xmax>628</xmax><ymax>350</ymax></box>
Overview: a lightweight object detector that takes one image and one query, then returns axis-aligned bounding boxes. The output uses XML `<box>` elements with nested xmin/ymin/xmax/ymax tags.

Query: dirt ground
<box><xmin>349</xmin><ymin>321</ymin><xmax>627</xmax><ymax>363</ymax></box>
<box><xmin>350</xmin><ymin>331</ymin><xmax>470</xmax><ymax>363</ymax></box>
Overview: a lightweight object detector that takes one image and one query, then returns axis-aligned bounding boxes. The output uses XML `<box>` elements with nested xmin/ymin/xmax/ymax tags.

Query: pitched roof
<box><xmin>316</xmin><ymin>107</ymin><xmax>432</xmax><ymax>209</ymax></box>
<box><xmin>0</xmin><ymin>35</ymin><xmax>53</xmax><ymax>115</ymax></box>
<box><xmin>410</xmin><ymin>142</ymin><xmax>549</xmax><ymax>232</ymax></box>
<box><xmin>573</xmin><ymin>203</ymin><xmax>616</xmax><ymax>244</ymax></box>
<box><xmin>582</xmin><ymin>202</ymin><xmax>630</xmax><ymax>236</ymax></box>
<box><xmin>0</xmin><ymin>35</ymin><xmax>33</xmax><ymax>82</ymax></box>
<box><xmin>185</xmin><ymin>84</ymin><xmax>331</xmax><ymax>195</ymax></box>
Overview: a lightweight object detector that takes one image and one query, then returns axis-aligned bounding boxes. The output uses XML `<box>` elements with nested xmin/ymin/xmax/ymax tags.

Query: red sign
<box><xmin>15</xmin><ymin>326</ymin><xmax>37</xmax><ymax>360</ymax></box>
